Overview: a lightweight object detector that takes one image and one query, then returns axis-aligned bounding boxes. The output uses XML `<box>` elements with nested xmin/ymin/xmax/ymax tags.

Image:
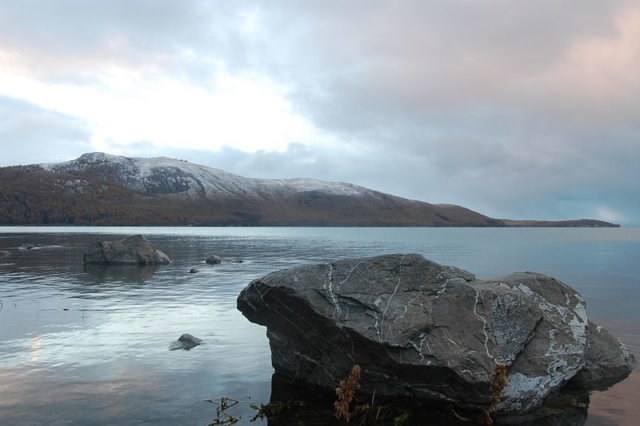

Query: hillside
<box><xmin>0</xmin><ymin>153</ymin><xmax>618</xmax><ymax>227</ymax></box>
<box><xmin>501</xmin><ymin>219</ymin><xmax>620</xmax><ymax>228</ymax></box>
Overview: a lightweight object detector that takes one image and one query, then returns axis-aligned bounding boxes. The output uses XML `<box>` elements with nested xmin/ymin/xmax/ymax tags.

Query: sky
<box><xmin>0</xmin><ymin>1</ymin><xmax>639</xmax><ymax>225</ymax></box>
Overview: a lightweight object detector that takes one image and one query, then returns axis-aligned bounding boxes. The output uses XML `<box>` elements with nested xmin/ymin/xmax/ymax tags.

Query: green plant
<box><xmin>393</xmin><ymin>412</ymin><xmax>411</xmax><ymax>426</ymax></box>
<box><xmin>205</xmin><ymin>396</ymin><xmax>240</xmax><ymax>425</ymax></box>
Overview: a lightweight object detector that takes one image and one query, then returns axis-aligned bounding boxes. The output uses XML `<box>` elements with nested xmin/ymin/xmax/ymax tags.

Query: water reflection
<box><xmin>83</xmin><ymin>263</ymin><xmax>159</xmax><ymax>283</ymax></box>
<box><xmin>260</xmin><ymin>373</ymin><xmax>590</xmax><ymax>426</ymax></box>
<box><xmin>27</xmin><ymin>336</ymin><xmax>43</xmax><ymax>363</ymax></box>
<box><xmin>0</xmin><ymin>366</ymin><xmax>255</xmax><ymax>426</ymax></box>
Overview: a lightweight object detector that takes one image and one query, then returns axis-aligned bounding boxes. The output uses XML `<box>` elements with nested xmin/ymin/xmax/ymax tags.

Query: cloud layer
<box><xmin>0</xmin><ymin>96</ymin><xmax>91</xmax><ymax>165</ymax></box>
<box><xmin>0</xmin><ymin>1</ymin><xmax>638</xmax><ymax>223</ymax></box>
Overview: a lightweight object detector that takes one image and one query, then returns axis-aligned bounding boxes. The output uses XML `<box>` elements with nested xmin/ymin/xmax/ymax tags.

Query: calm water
<box><xmin>0</xmin><ymin>227</ymin><xmax>638</xmax><ymax>425</ymax></box>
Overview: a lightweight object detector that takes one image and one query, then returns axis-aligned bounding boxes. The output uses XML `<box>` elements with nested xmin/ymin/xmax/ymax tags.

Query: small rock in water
<box><xmin>205</xmin><ymin>255</ymin><xmax>222</xmax><ymax>265</ymax></box>
<box><xmin>169</xmin><ymin>333</ymin><xmax>204</xmax><ymax>351</ymax></box>
<box><xmin>189</xmin><ymin>268</ymin><xmax>199</xmax><ymax>273</ymax></box>
<box><xmin>0</xmin><ymin>250</ymin><xmax>10</xmax><ymax>258</ymax></box>
<box><xmin>19</xmin><ymin>244</ymin><xmax>35</xmax><ymax>250</ymax></box>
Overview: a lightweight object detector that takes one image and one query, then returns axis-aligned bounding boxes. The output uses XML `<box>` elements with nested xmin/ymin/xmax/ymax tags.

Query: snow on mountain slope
<box><xmin>7</xmin><ymin>153</ymin><xmax>612</xmax><ymax>226</ymax></box>
<box><xmin>40</xmin><ymin>152</ymin><xmax>374</xmax><ymax>199</ymax></box>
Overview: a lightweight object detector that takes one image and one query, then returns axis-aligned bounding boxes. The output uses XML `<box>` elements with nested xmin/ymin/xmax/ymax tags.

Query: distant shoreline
<box><xmin>500</xmin><ymin>219</ymin><xmax>620</xmax><ymax>228</ymax></box>
<box><xmin>0</xmin><ymin>153</ymin><xmax>620</xmax><ymax>229</ymax></box>
<box><xmin>0</xmin><ymin>221</ymin><xmax>621</xmax><ymax>228</ymax></box>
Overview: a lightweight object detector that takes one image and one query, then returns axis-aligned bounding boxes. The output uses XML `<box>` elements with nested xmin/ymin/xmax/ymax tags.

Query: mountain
<box><xmin>500</xmin><ymin>219</ymin><xmax>619</xmax><ymax>227</ymax></box>
<box><xmin>0</xmin><ymin>153</ymin><xmax>619</xmax><ymax>227</ymax></box>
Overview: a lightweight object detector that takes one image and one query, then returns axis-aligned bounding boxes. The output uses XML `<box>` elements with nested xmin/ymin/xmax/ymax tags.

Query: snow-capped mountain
<box><xmin>41</xmin><ymin>152</ymin><xmax>375</xmax><ymax>199</ymax></box>
<box><xmin>0</xmin><ymin>153</ymin><xmax>618</xmax><ymax>227</ymax></box>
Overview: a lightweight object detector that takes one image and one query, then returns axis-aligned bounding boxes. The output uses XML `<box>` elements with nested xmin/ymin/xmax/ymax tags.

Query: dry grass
<box><xmin>335</xmin><ymin>364</ymin><xmax>362</xmax><ymax>422</ymax></box>
<box><xmin>483</xmin><ymin>363</ymin><xmax>508</xmax><ymax>424</ymax></box>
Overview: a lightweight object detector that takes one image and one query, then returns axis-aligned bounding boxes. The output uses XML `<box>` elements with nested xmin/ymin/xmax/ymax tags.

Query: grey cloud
<box><xmin>0</xmin><ymin>96</ymin><xmax>91</xmax><ymax>166</ymax></box>
<box><xmin>0</xmin><ymin>0</ymin><xmax>251</xmax><ymax>84</ymax></box>
<box><xmin>251</xmin><ymin>0</ymin><xmax>633</xmax><ymax>126</ymax></box>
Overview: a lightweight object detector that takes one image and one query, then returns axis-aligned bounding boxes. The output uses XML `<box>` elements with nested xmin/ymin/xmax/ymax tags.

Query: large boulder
<box><xmin>237</xmin><ymin>254</ymin><xmax>635</xmax><ymax>417</ymax></box>
<box><xmin>83</xmin><ymin>234</ymin><xmax>171</xmax><ymax>265</ymax></box>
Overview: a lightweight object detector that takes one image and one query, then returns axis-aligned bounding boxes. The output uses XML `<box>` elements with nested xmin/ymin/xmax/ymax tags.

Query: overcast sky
<box><xmin>1</xmin><ymin>1</ymin><xmax>639</xmax><ymax>224</ymax></box>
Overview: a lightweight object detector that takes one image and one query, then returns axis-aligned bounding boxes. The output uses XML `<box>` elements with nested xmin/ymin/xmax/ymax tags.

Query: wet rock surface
<box><xmin>205</xmin><ymin>255</ymin><xmax>222</xmax><ymax>265</ymax></box>
<box><xmin>169</xmin><ymin>334</ymin><xmax>204</xmax><ymax>351</ymax></box>
<box><xmin>237</xmin><ymin>254</ymin><xmax>636</xmax><ymax>418</ymax></box>
<box><xmin>83</xmin><ymin>235</ymin><xmax>171</xmax><ymax>265</ymax></box>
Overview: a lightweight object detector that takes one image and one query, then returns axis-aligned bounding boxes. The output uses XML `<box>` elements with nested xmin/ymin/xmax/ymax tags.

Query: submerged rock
<box><xmin>204</xmin><ymin>255</ymin><xmax>243</xmax><ymax>265</ymax></box>
<box><xmin>205</xmin><ymin>255</ymin><xmax>222</xmax><ymax>265</ymax></box>
<box><xmin>0</xmin><ymin>250</ymin><xmax>10</xmax><ymax>258</ymax></box>
<box><xmin>83</xmin><ymin>235</ymin><xmax>171</xmax><ymax>265</ymax></box>
<box><xmin>169</xmin><ymin>333</ymin><xmax>204</xmax><ymax>351</ymax></box>
<box><xmin>237</xmin><ymin>254</ymin><xmax>635</xmax><ymax>418</ymax></box>
<box><xmin>189</xmin><ymin>268</ymin><xmax>199</xmax><ymax>274</ymax></box>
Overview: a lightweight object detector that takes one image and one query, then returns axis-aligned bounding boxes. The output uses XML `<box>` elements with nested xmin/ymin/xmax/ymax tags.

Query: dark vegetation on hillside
<box><xmin>0</xmin><ymin>167</ymin><xmax>247</xmax><ymax>225</ymax></box>
<box><xmin>0</xmin><ymin>165</ymin><xmax>501</xmax><ymax>226</ymax></box>
<box><xmin>0</xmin><ymin>163</ymin><xmax>619</xmax><ymax>227</ymax></box>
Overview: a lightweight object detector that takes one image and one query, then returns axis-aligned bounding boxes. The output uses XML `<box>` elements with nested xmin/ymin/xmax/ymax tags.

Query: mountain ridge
<box><xmin>0</xmin><ymin>153</ymin><xmax>619</xmax><ymax>227</ymax></box>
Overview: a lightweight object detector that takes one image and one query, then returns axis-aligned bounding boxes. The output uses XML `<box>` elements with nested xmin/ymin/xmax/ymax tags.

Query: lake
<box><xmin>0</xmin><ymin>227</ymin><xmax>638</xmax><ymax>425</ymax></box>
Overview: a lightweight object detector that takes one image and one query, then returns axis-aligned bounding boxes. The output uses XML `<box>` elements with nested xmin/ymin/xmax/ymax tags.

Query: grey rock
<box><xmin>83</xmin><ymin>235</ymin><xmax>171</xmax><ymax>265</ymax></box>
<box><xmin>189</xmin><ymin>268</ymin><xmax>199</xmax><ymax>273</ymax></box>
<box><xmin>169</xmin><ymin>333</ymin><xmax>204</xmax><ymax>351</ymax></box>
<box><xmin>571</xmin><ymin>321</ymin><xmax>637</xmax><ymax>390</ymax></box>
<box><xmin>205</xmin><ymin>255</ymin><xmax>222</xmax><ymax>265</ymax></box>
<box><xmin>237</xmin><ymin>254</ymin><xmax>635</xmax><ymax>416</ymax></box>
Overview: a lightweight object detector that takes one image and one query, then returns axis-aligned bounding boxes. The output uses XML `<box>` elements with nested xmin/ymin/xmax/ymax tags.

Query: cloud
<box><xmin>245</xmin><ymin>1</ymin><xmax>640</xmax><ymax>223</ymax></box>
<box><xmin>246</xmin><ymin>1</ymin><xmax>633</xmax><ymax>126</ymax></box>
<box><xmin>0</xmin><ymin>1</ymin><xmax>236</xmax><ymax>81</ymax></box>
<box><xmin>0</xmin><ymin>96</ymin><xmax>91</xmax><ymax>166</ymax></box>
<box><xmin>0</xmin><ymin>1</ymin><xmax>638</xmax><ymax>223</ymax></box>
